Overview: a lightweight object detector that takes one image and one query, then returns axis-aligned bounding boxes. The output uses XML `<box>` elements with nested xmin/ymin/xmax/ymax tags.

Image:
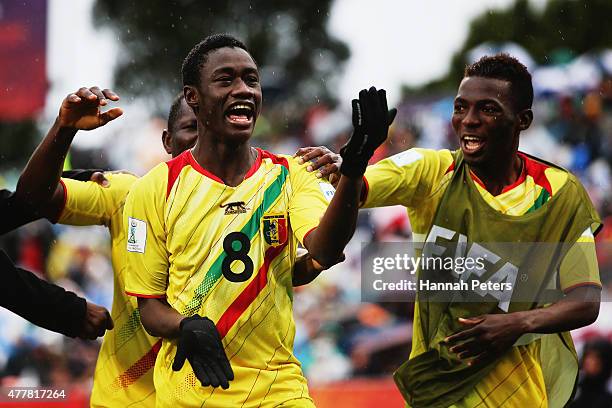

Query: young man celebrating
<box><xmin>124</xmin><ymin>34</ymin><xmax>393</xmax><ymax>407</ymax></box>
<box><xmin>358</xmin><ymin>55</ymin><xmax>601</xmax><ymax>407</ymax></box>
<box><xmin>17</xmin><ymin>84</ymin><xmax>341</xmax><ymax>405</ymax></box>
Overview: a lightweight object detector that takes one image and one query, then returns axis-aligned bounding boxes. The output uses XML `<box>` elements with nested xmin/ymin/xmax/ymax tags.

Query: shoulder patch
<box><xmin>319</xmin><ymin>182</ymin><xmax>335</xmax><ymax>202</ymax></box>
<box><xmin>127</xmin><ymin>217</ymin><xmax>147</xmax><ymax>253</ymax></box>
<box><xmin>390</xmin><ymin>150</ymin><xmax>423</xmax><ymax>167</ymax></box>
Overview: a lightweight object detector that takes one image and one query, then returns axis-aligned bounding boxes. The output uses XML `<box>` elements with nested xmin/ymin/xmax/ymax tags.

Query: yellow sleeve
<box><xmin>286</xmin><ymin>156</ymin><xmax>333</xmax><ymax>245</ymax></box>
<box><xmin>58</xmin><ymin>173</ymin><xmax>137</xmax><ymax>226</ymax></box>
<box><xmin>124</xmin><ymin>163</ymin><xmax>170</xmax><ymax>298</ymax></box>
<box><xmin>559</xmin><ymin>228</ymin><xmax>601</xmax><ymax>292</ymax></box>
<box><xmin>363</xmin><ymin>148</ymin><xmax>453</xmax><ymax>209</ymax></box>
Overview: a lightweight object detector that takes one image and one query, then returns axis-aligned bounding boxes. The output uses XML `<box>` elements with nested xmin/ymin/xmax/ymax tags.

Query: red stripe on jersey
<box><xmin>500</xmin><ymin>158</ymin><xmax>527</xmax><ymax>194</ymax></box>
<box><xmin>244</xmin><ymin>148</ymin><xmax>263</xmax><ymax>179</ymax></box>
<box><xmin>165</xmin><ymin>150</ymin><xmax>191</xmax><ymax>198</ymax></box>
<box><xmin>216</xmin><ymin>241</ymin><xmax>288</xmax><ymax>339</ymax></box>
<box><xmin>518</xmin><ymin>152</ymin><xmax>552</xmax><ymax>195</ymax></box>
<box><xmin>445</xmin><ymin>161</ymin><xmax>455</xmax><ymax>175</ymax></box>
<box><xmin>303</xmin><ymin>226</ymin><xmax>317</xmax><ymax>244</ymax></box>
<box><xmin>469</xmin><ymin>170</ymin><xmax>487</xmax><ymax>190</ymax></box>
<box><xmin>182</xmin><ymin>149</ymin><xmax>264</xmax><ymax>185</ymax></box>
<box><xmin>361</xmin><ymin>175</ymin><xmax>370</xmax><ymax>205</ymax></box>
<box><xmin>562</xmin><ymin>281</ymin><xmax>602</xmax><ymax>293</ymax></box>
<box><xmin>259</xmin><ymin>148</ymin><xmax>289</xmax><ymax>170</ymax></box>
<box><xmin>111</xmin><ymin>340</ymin><xmax>162</xmax><ymax>389</ymax></box>
<box><xmin>186</xmin><ymin>150</ymin><xmax>224</xmax><ymax>184</ymax></box>
<box><xmin>52</xmin><ymin>178</ymin><xmax>68</xmax><ymax>224</ymax></box>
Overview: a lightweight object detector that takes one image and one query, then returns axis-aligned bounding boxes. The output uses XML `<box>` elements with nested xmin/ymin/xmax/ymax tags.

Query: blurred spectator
<box><xmin>569</xmin><ymin>339</ymin><xmax>612</xmax><ymax>408</ymax></box>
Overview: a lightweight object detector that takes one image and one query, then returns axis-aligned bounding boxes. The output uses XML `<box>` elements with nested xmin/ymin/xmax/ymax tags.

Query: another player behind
<box><xmin>124</xmin><ymin>34</ymin><xmax>393</xmax><ymax>407</ymax></box>
<box><xmin>15</xmin><ymin>90</ymin><xmax>196</xmax><ymax>407</ymax></box>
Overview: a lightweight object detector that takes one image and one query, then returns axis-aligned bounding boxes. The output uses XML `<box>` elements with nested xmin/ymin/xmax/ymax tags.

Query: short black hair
<box><xmin>464</xmin><ymin>54</ymin><xmax>533</xmax><ymax>111</ymax></box>
<box><xmin>167</xmin><ymin>92</ymin><xmax>186</xmax><ymax>132</ymax></box>
<box><xmin>182</xmin><ymin>34</ymin><xmax>249</xmax><ymax>87</ymax></box>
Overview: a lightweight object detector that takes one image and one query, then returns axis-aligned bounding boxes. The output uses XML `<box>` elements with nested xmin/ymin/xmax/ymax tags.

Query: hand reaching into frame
<box><xmin>57</xmin><ymin>86</ymin><xmax>123</xmax><ymax>130</ymax></box>
<box><xmin>294</xmin><ymin>146</ymin><xmax>342</xmax><ymax>187</ymax></box>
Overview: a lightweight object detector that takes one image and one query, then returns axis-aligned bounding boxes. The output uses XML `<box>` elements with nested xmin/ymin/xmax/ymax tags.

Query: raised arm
<box><xmin>304</xmin><ymin>87</ymin><xmax>396</xmax><ymax>267</ymax></box>
<box><xmin>14</xmin><ymin>87</ymin><xmax>122</xmax><ymax>217</ymax></box>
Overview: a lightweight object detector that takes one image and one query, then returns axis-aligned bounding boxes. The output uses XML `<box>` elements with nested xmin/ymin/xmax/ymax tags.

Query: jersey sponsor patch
<box><xmin>262</xmin><ymin>213</ymin><xmax>288</xmax><ymax>247</ymax></box>
<box><xmin>127</xmin><ymin>217</ymin><xmax>147</xmax><ymax>253</ymax></box>
<box><xmin>390</xmin><ymin>149</ymin><xmax>423</xmax><ymax>167</ymax></box>
<box><xmin>319</xmin><ymin>182</ymin><xmax>335</xmax><ymax>202</ymax></box>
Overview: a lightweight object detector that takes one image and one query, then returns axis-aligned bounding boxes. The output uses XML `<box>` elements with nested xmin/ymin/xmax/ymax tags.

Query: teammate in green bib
<box><xmin>360</xmin><ymin>55</ymin><xmax>601</xmax><ymax>407</ymax></box>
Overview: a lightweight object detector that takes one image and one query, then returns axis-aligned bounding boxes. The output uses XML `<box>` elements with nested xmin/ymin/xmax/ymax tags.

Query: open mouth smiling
<box><xmin>225</xmin><ymin>102</ymin><xmax>255</xmax><ymax>125</ymax></box>
<box><xmin>461</xmin><ymin>134</ymin><xmax>486</xmax><ymax>154</ymax></box>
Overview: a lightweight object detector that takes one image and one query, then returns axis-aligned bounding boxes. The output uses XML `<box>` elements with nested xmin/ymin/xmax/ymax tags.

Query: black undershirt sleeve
<box><xmin>0</xmin><ymin>187</ymin><xmax>89</xmax><ymax>337</ymax></box>
<box><xmin>0</xmin><ymin>250</ymin><xmax>86</xmax><ymax>337</ymax></box>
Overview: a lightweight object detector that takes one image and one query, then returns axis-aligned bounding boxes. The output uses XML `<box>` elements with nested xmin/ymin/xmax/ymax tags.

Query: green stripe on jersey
<box><xmin>116</xmin><ymin>308</ymin><xmax>142</xmax><ymax>349</ymax></box>
<box><xmin>182</xmin><ymin>166</ymin><xmax>288</xmax><ymax>316</ymax></box>
<box><xmin>526</xmin><ymin>188</ymin><xmax>551</xmax><ymax>214</ymax></box>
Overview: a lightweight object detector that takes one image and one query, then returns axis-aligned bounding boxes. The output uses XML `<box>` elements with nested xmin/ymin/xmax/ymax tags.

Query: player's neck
<box><xmin>192</xmin><ymin>140</ymin><xmax>257</xmax><ymax>187</ymax></box>
<box><xmin>470</xmin><ymin>154</ymin><xmax>522</xmax><ymax>196</ymax></box>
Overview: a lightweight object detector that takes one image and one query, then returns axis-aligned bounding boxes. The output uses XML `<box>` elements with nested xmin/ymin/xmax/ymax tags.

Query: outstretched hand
<box><xmin>339</xmin><ymin>87</ymin><xmax>397</xmax><ymax>178</ymax></box>
<box><xmin>58</xmin><ymin>87</ymin><xmax>123</xmax><ymax>130</ymax></box>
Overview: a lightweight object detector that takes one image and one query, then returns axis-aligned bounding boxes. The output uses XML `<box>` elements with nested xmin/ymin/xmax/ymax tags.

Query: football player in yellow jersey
<box><xmin>300</xmin><ymin>54</ymin><xmax>601</xmax><ymax>407</ymax></box>
<box><xmin>15</xmin><ymin>85</ymin><xmax>340</xmax><ymax>407</ymax></box>
<box><xmin>124</xmin><ymin>34</ymin><xmax>395</xmax><ymax>407</ymax></box>
<box><xmin>299</xmin><ymin>56</ymin><xmax>602</xmax><ymax>407</ymax></box>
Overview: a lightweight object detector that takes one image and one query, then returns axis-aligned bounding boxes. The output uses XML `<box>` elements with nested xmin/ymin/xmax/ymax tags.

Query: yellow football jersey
<box><xmin>58</xmin><ymin>173</ymin><xmax>158</xmax><ymax>407</ymax></box>
<box><xmin>363</xmin><ymin>148</ymin><xmax>600</xmax><ymax>408</ymax></box>
<box><xmin>124</xmin><ymin>148</ymin><xmax>333</xmax><ymax>408</ymax></box>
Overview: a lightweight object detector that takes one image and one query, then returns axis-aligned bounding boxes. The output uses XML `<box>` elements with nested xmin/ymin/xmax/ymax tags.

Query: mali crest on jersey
<box><xmin>262</xmin><ymin>213</ymin><xmax>288</xmax><ymax>247</ymax></box>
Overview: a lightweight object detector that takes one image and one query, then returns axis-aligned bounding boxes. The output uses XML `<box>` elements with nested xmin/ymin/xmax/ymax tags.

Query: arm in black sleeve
<box><xmin>0</xmin><ymin>250</ymin><xmax>86</xmax><ymax>337</ymax></box>
<box><xmin>0</xmin><ymin>189</ymin><xmax>41</xmax><ymax>235</ymax></box>
<box><xmin>0</xmin><ymin>169</ymin><xmax>103</xmax><ymax>234</ymax></box>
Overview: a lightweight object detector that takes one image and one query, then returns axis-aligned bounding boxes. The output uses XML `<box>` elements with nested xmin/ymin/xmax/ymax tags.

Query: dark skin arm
<box><xmin>446</xmin><ymin>286</ymin><xmax>600</xmax><ymax>365</ymax></box>
<box><xmin>137</xmin><ymin>297</ymin><xmax>184</xmax><ymax>338</ymax></box>
<box><xmin>294</xmin><ymin>149</ymin><xmax>367</xmax><ymax>267</ymax></box>
<box><xmin>303</xmin><ymin>174</ymin><xmax>362</xmax><ymax>268</ymax></box>
<box><xmin>14</xmin><ymin>87</ymin><xmax>122</xmax><ymax>218</ymax></box>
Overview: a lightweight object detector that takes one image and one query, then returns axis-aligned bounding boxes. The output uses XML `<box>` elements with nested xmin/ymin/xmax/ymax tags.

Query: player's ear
<box><xmin>517</xmin><ymin>109</ymin><xmax>533</xmax><ymax>131</ymax></box>
<box><xmin>162</xmin><ymin>129</ymin><xmax>172</xmax><ymax>155</ymax></box>
<box><xmin>184</xmin><ymin>86</ymin><xmax>199</xmax><ymax>115</ymax></box>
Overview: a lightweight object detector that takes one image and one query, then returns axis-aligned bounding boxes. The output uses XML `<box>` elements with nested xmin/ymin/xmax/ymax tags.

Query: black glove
<box><xmin>172</xmin><ymin>315</ymin><xmax>234</xmax><ymax>389</ymax></box>
<box><xmin>339</xmin><ymin>87</ymin><xmax>397</xmax><ymax>178</ymax></box>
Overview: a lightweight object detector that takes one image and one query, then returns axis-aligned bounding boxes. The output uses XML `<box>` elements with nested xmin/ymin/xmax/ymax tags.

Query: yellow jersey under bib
<box><xmin>363</xmin><ymin>148</ymin><xmax>600</xmax><ymax>408</ymax></box>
